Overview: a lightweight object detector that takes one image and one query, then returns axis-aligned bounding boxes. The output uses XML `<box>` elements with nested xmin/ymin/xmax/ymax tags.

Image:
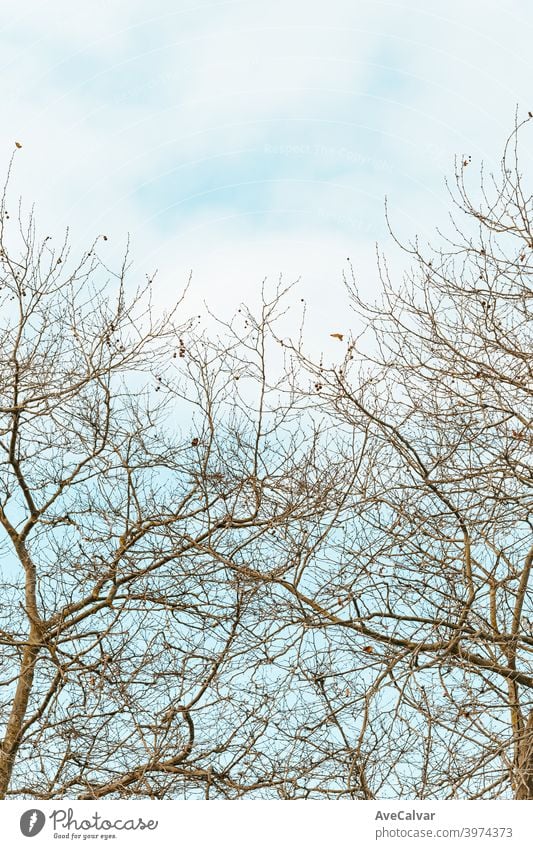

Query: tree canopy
<box><xmin>0</xmin><ymin>121</ymin><xmax>531</xmax><ymax>799</ymax></box>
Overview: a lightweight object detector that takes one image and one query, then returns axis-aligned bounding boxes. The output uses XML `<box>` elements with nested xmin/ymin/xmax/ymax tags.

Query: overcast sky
<box><xmin>2</xmin><ymin>0</ymin><xmax>532</xmax><ymax>338</ymax></box>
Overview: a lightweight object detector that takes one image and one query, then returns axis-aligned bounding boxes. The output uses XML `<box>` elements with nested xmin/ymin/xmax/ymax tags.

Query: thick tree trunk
<box><xmin>515</xmin><ymin>710</ymin><xmax>533</xmax><ymax>799</ymax></box>
<box><xmin>0</xmin><ymin>515</ymin><xmax>43</xmax><ymax>798</ymax></box>
<box><xmin>0</xmin><ymin>639</ymin><xmax>40</xmax><ymax>798</ymax></box>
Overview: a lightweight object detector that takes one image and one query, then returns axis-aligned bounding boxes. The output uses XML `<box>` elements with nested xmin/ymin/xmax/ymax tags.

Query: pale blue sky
<box><xmin>2</xmin><ymin>0</ymin><xmax>532</xmax><ymax>335</ymax></box>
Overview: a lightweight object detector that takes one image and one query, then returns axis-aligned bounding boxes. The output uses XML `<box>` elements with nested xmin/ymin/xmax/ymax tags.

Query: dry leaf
<box><xmin>330</xmin><ymin>333</ymin><xmax>344</xmax><ymax>341</ymax></box>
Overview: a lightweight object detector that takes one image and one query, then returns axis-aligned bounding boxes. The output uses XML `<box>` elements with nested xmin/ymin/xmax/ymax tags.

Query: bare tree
<box><xmin>0</xmin><ymin>168</ymin><xmax>368</xmax><ymax>799</ymax></box>
<box><xmin>1</xmin><ymin>119</ymin><xmax>531</xmax><ymax>801</ymax></box>
<box><xmin>287</xmin><ymin>118</ymin><xmax>533</xmax><ymax>799</ymax></box>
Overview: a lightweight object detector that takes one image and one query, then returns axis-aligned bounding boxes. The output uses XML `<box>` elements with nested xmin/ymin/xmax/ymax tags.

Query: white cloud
<box><xmin>1</xmin><ymin>0</ymin><xmax>532</xmax><ymax>335</ymax></box>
